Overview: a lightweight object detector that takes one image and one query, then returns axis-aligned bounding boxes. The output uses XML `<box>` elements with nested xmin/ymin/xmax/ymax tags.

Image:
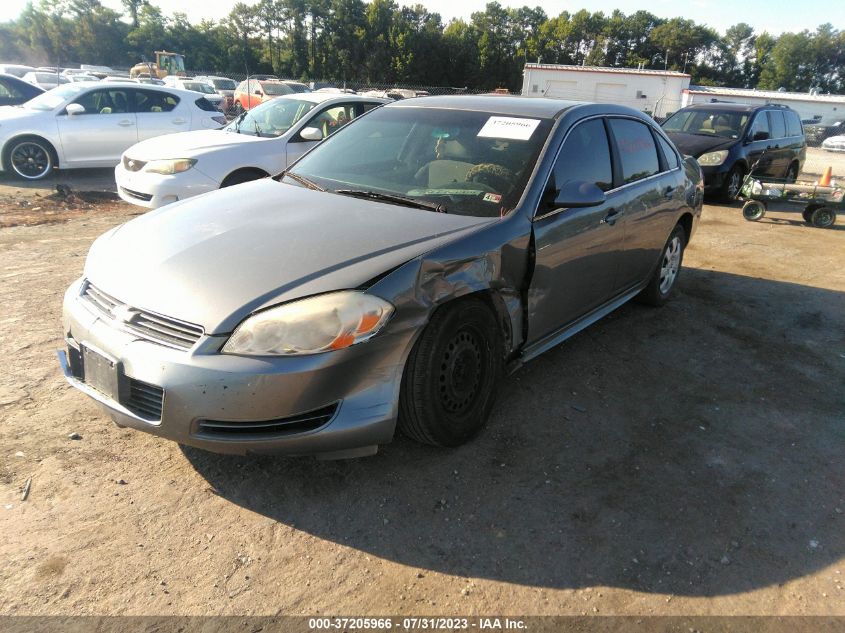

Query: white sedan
<box><xmin>821</xmin><ymin>135</ymin><xmax>845</xmax><ymax>152</ymax></box>
<box><xmin>115</xmin><ymin>93</ymin><xmax>388</xmax><ymax>208</ymax></box>
<box><xmin>0</xmin><ymin>82</ymin><xmax>228</xmax><ymax>180</ymax></box>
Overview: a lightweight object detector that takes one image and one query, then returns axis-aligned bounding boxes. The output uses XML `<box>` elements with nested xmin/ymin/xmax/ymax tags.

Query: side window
<box><xmin>135</xmin><ymin>90</ymin><xmax>179</xmax><ymax>113</ymax></box>
<box><xmin>72</xmin><ymin>89</ymin><xmax>131</xmax><ymax>115</ymax></box>
<box><xmin>309</xmin><ymin>104</ymin><xmax>358</xmax><ymax>138</ymax></box>
<box><xmin>608</xmin><ymin>118</ymin><xmax>660</xmax><ymax>184</ymax></box>
<box><xmin>785</xmin><ymin>111</ymin><xmax>803</xmax><ymax>137</ymax></box>
<box><xmin>769</xmin><ymin>111</ymin><xmax>786</xmax><ymax>139</ymax></box>
<box><xmin>361</xmin><ymin>102</ymin><xmax>382</xmax><ymax>113</ymax></box>
<box><xmin>657</xmin><ymin>135</ymin><xmax>680</xmax><ymax>170</ymax></box>
<box><xmin>0</xmin><ymin>79</ymin><xmax>22</xmax><ymax>99</ymax></box>
<box><xmin>748</xmin><ymin>112</ymin><xmax>770</xmax><ymax>139</ymax></box>
<box><xmin>552</xmin><ymin>118</ymin><xmax>613</xmax><ymax>192</ymax></box>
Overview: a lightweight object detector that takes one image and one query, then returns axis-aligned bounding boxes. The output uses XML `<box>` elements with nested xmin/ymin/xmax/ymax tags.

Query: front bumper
<box><xmin>699</xmin><ymin>164</ymin><xmax>731</xmax><ymax>193</ymax></box>
<box><xmin>59</xmin><ymin>279</ymin><xmax>414</xmax><ymax>457</ymax></box>
<box><xmin>115</xmin><ymin>162</ymin><xmax>219</xmax><ymax>209</ymax></box>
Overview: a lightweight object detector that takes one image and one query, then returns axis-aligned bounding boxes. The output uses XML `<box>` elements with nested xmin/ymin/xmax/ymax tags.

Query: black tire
<box><xmin>720</xmin><ymin>164</ymin><xmax>745</xmax><ymax>202</ymax></box>
<box><xmin>637</xmin><ymin>224</ymin><xmax>686</xmax><ymax>307</ymax></box>
<box><xmin>742</xmin><ymin>200</ymin><xmax>766</xmax><ymax>221</ymax></box>
<box><xmin>810</xmin><ymin>206</ymin><xmax>837</xmax><ymax>228</ymax></box>
<box><xmin>398</xmin><ymin>297</ymin><xmax>503</xmax><ymax>447</ymax></box>
<box><xmin>5</xmin><ymin>137</ymin><xmax>55</xmax><ymax>180</ymax></box>
<box><xmin>802</xmin><ymin>205</ymin><xmax>818</xmax><ymax>224</ymax></box>
<box><xmin>785</xmin><ymin>162</ymin><xmax>799</xmax><ymax>183</ymax></box>
<box><xmin>221</xmin><ymin>169</ymin><xmax>267</xmax><ymax>187</ymax></box>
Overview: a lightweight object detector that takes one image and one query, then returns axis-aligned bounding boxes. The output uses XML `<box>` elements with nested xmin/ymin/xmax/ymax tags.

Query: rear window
<box><xmin>195</xmin><ymin>97</ymin><xmax>219</xmax><ymax>112</ymax></box>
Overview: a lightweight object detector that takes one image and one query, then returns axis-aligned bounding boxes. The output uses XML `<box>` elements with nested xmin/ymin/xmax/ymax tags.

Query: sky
<box><xmin>1</xmin><ymin>0</ymin><xmax>843</xmax><ymax>36</ymax></box>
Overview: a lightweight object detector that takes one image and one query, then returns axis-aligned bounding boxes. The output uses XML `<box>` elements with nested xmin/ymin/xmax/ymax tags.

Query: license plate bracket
<box><xmin>82</xmin><ymin>345</ymin><xmax>121</xmax><ymax>401</ymax></box>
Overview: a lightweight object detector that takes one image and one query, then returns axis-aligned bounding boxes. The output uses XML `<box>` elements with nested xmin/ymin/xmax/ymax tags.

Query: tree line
<box><xmin>1</xmin><ymin>0</ymin><xmax>844</xmax><ymax>92</ymax></box>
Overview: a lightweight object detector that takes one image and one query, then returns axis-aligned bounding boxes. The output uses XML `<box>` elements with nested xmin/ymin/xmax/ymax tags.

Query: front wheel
<box><xmin>742</xmin><ymin>200</ymin><xmax>766</xmax><ymax>221</ymax></box>
<box><xmin>721</xmin><ymin>165</ymin><xmax>745</xmax><ymax>202</ymax></box>
<box><xmin>398</xmin><ymin>298</ymin><xmax>503</xmax><ymax>447</ymax></box>
<box><xmin>637</xmin><ymin>224</ymin><xmax>686</xmax><ymax>307</ymax></box>
<box><xmin>7</xmin><ymin>138</ymin><xmax>54</xmax><ymax>180</ymax></box>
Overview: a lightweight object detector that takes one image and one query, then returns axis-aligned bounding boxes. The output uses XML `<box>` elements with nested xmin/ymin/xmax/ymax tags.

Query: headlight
<box><xmin>143</xmin><ymin>158</ymin><xmax>197</xmax><ymax>175</ymax></box>
<box><xmin>697</xmin><ymin>150</ymin><xmax>729</xmax><ymax>166</ymax></box>
<box><xmin>222</xmin><ymin>291</ymin><xmax>394</xmax><ymax>356</ymax></box>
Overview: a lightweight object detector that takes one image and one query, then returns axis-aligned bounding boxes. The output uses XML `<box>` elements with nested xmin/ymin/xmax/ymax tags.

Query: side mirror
<box><xmin>255</xmin><ymin>90</ymin><xmax>263</xmax><ymax>97</ymax></box>
<box><xmin>751</xmin><ymin>131</ymin><xmax>769</xmax><ymax>142</ymax></box>
<box><xmin>65</xmin><ymin>103</ymin><xmax>85</xmax><ymax>116</ymax></box>
<box><xmin>551</xmin><ymin>180</ymin><xmax>606</xmax><ymax>209</ymax></box>
<box><xmin>299</xmin><ymin>127</ymin><xmax>324</xmax><ymax>142</ymax></box>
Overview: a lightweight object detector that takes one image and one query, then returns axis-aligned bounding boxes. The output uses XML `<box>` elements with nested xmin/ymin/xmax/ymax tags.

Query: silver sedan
<box><xmin>59</xmin><ymin>96</ymin><xmax>702</xmax><ymax>459</ymax></box>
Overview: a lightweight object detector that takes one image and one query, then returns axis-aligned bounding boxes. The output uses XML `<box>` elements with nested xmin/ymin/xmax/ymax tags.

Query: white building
<box><xmin>681</xmin><ymin>86</ymin><xmax>845</xmax><ymax>122</ymax></box>
<box><xmin>521</xmin><ymin>63</ymin><xmax>691</xmax><ymax>118</ymax></box>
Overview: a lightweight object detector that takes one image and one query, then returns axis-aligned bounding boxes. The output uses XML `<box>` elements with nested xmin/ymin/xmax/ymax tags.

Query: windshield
<box><xmin>24</xmin><ymin>84</ymin><xmax>86</xmax><ymax>110</ymax></box>
<box><xmin>261</xmin><ymin>82</ymin><xmax>294</xmax><ymax>96</ymax></box>
<box><xmin>182</xmin><ymin>82</ymin><xmax>214</xmax><ymax>94</ymax></box>
<box><xmin>289</xmin><ymin>107</ymin><xmax>553</xmax><ymax>218</ymax></box>
<box><xmin>285</xmin><ymin>82</ymin><xmax>311</xmax><ymax>93</ymax></box>
<box><xmin>663</xmin><ymin>109</ymin><xmax>749</xmax><ymax>139</ymax></box>
<box><xmin>224</xmin><ymin>98</ymin><xmax>316</xmax><ymax>137</ymax></box>
<box><xmin>212</xmin><ymin>79</ymin><xmax>236</xmax><ymax>90</ymax></box>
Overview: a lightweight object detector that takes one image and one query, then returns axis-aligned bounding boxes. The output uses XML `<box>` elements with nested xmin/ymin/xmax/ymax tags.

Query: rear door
<box><xmin>133</xmin><ymin>89</ymin><xmax>189</xmax><ymax>141</ymax></box>
<box><xmin>609</xmin><ymin>118</ymin><xmax>686</xmax><ymax>290</ymax></box>
<box><xmin>56</xmin><ymin>87</ymin><xmax>137</xmax><ymax>166</ymax></box>
<box><xmin>526</xmin><ymin>117</ymin><xmax>625</xmax><ymax>343</ymax></box>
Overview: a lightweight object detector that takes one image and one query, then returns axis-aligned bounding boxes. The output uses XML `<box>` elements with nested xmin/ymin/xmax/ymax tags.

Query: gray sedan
<box><xmin>59</xmin><ymin>96</ymin><xmax>703</xmax><ymax>459</ymax></box>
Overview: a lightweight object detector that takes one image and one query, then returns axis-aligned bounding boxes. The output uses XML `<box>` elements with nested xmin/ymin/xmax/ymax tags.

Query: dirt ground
<box><xmin>0</xmin><ymin>182</ymin><xmax>843</xmax><ymax>619</ymax></box>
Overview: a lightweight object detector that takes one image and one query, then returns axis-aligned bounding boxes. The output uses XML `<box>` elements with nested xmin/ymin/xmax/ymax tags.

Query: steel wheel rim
<box><xmin>11</xmin><ymin>142</ymin><xmax>51</xmax><ymax>179</ymax></box>
<box><xmin>659</xmin><ymin>236</ymin><xmax>682</xmax><ymax>294</ymax></box>
<box><xmin>438</xmin><ymin>327</ymin><xmax>483</xmax><ymax>415</ymax></box>
<box><xmin>727</xmin><ymin>171</ymin><xmax>742</xmax><ymax>198</ymax></box>
<box><xmin>815</xmin><ymin>209</ymin><xmax>834</xmax><ymax>227</ymax></box>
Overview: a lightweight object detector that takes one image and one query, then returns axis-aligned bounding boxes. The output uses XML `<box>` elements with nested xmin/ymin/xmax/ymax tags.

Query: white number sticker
<box><xmin>477</xmin><ymin>116</ymin><xmax>541</xmax><ymax>140</ymax></box>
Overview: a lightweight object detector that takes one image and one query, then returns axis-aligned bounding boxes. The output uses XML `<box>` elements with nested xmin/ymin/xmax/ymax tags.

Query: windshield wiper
<box><xmin>281</xmin><ymin>171</ymin><xmax>325</xmax><ymax>191</ymax></box>
<box><xmin>253</xmin><ymin>119</ymin><xmax>262</xmax><ymax>136</ymax></box>
<box><xmin>232</xmin><ymin>111</ymin><xmax>247</xmax><ymax>134</ymax></box>
<box><xmin>334</xmin><ymin>190</ymin><xmax>447</xmax><ymax>213</ymax></box>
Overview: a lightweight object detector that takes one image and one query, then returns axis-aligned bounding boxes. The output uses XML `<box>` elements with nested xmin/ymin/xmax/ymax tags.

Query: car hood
<box><xmin>125</xmin><ymin>129</ymin><xmax>264</xmax><ymax>159</ymax></box>
<box><xmin>664</xmin><ymin>132</ymin><xmax>736</xmax><ymax>158</ymax></box>
<box><xmin>0</xmin><ymin>106</ymin><xmax>41</xmax><ymax>122</ymax></box>
<box><xmin>84</xmin><ymin>179</ymin><xmax>495</xmax><ymax>334</ymax></box>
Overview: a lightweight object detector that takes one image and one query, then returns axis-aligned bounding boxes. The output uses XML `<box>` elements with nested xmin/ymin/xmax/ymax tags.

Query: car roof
<box><xmin>386</xmin><ymin>95</ymin><xmax>585</xmax><ymax>118</ymax></box>
<box><xmin>679</xmin><ymin>102</ymin><xmax>792</xmax><ymax>113</ymax></box>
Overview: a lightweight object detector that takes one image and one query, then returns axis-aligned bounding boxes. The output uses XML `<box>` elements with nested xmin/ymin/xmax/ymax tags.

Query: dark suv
<box><xmin>662</xmin><ymin>103</ymin><xmax>805</xmax><ymax>200</ymax></box>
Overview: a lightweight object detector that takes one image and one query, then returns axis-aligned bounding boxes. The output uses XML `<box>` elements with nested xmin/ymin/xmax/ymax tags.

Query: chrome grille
<box><xmin>122</xmin><ymin>156</ymin><xmax>147</xmax><ymax>172</ymax></box>
<box><xmin>81</xmin><ymin>281</ymin><xmax>204</xmax><ymax>351</ymax></box>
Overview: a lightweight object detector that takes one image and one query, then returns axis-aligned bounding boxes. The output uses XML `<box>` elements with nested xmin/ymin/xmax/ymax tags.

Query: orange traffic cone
<box><xmin>818</xmin><ymin>166</ymin><xmax>832</xmax><ymax>186</ymax></box>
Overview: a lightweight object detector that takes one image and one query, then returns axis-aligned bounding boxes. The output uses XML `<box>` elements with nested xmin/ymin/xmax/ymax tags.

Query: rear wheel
<box><xmin>721</xmin><ymin>164</ymin><xmax>745</xmax><ymax>202</ymax></box>
<box><xmin>637</xmin><ymin>224</ymin><xmax>686</xmax><ymax>307</ymax></box>
<box><xmin>398</xmin><ymin>298</ymin><xmax>503</xmax><ymax>447</ymax></box>
<box><xmin>809</xmin><ymin>206</ymin><xmax>837</xmax><ymax>228</ymax></box>
<box><xmin>742</xmin><ymin>200</ymin><xmax>766</xmax><ymax>221</ymax></box>
<box><xmin>785</xmin><ymin>162</ymin><xmax>799</xmax><ymax>183</ymax></box>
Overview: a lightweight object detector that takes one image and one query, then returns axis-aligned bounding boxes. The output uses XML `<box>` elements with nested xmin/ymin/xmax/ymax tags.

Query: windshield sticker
<box><xmin>407</xmin><ymin>188</ymin><xmax>485</xmax><ymax>196</ymax></box>
<box><xmin>483</xmin><ymin>193</ymin><xmax>502</xmax><ymax>203</ymax></box>
<box><xmin>477</xmin><ymin>117</ymin><xmax>541</xmax><ymax>140</ymax></box>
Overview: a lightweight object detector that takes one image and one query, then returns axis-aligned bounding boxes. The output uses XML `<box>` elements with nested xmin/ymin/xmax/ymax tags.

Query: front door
<box><xmin>57</xmin><ymin>87</ymin><xmax>137</xmax><ymax>166</ymax></box>
<box><xmin>527</xmin><ymin>117</ymin><xmax>625</xmax><ymax>344</ymax></box>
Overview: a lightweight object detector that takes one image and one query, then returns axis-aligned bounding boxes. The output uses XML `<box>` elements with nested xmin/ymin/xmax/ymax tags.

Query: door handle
<box><xmin>664</xmin><ymin>186</ymin><xmax>676</xmax><ymax>199</ymax></box>
<box><xmin>600</xmin><ymin>209</ymin><xmax>622</xmax><ymax>226</ymax></box>
<box><xmin>172</xmin><ymin>118</ymin><xmax>187</xmax><ymax>125</ymax></box>
<box><xmin>117</xmin><ymin>120</ymin><xmax>134</xmax><ymax>127</ymax></box>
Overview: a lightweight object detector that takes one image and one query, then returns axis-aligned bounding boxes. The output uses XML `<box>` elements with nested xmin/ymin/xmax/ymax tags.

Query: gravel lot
<box><xmin>0</xmin><ymin>181</ymin><xmax>843</xmax><ymax>618</ymax></box>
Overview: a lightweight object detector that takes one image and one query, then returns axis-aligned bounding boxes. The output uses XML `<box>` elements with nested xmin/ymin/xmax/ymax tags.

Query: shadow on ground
<box><xmin>183</xmin><ymin>268</ymin><xmax>845</xmax><ymax>597</ymax></box>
